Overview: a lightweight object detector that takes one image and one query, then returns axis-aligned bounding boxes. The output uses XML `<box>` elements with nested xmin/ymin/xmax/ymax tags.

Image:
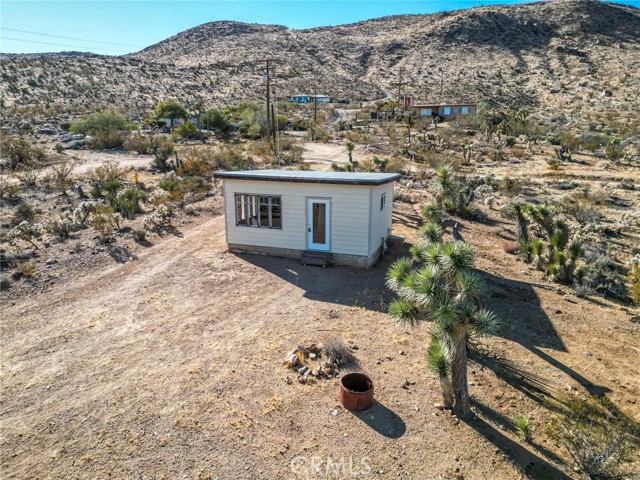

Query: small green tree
<box><xmin>199</xmin><ymin>108</ymin><xmax>230</xmax><ymax>133</ymax></box>
<box><xmin>176</xmin><ymin>121</ymin><xmax>201</xmax><ymax>140</ymax></box>
<box><xmin>153</xmin><ymin>99</ymin><xmax>188</xmax><ymax>127</ymax></box>
<box><xmin>70</xmin><ymin>110</ymin><xmax>137</xmax><ymax>149</ymax></box>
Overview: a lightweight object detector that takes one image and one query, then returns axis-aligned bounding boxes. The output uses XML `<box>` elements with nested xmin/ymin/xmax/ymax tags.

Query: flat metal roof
<box><xmin>214</xmin><ymin>170</ymin><xmax>400</xmax><ymax>186</ymax></box>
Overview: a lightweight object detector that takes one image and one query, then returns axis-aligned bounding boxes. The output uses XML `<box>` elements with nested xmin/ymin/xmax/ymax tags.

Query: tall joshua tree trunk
<box><xmin>440</xmin><ymin>376</ymin><xmax>454</xmax><ymax>410</ymax></box>
<box><xmin>516</xmin><ymin>211</ymin><xmax>529</xmax><ymax>242</ymax></box>
<box><xmin>451</xmin><ymin>329</ymin><xmax>471</xmax><ymax>418</ymax></box>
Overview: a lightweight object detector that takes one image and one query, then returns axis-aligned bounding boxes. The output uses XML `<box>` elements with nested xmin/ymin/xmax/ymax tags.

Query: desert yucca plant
<box><xmin>422</xmin><ymin>202</ymin><xmax>443</xmax><ymax>225</ymax></box>
<box><xmin>420</xmin><ymin>223</ymin><xmax>443</xmax><ymax>244</ymax></box>
<box><xmin>433</xmin><ymin>164</ymin><xmax>459</xmax><ymax>211</ymax></box>
<box><xmin>515</xmin><ymin>416</ymin><xmax>532</xmax><ymax>442</ymax></box>
<box><xmin>517</xmin><ymin>238</ymin><xmax>534</xmax><ymax>263</ymax></box>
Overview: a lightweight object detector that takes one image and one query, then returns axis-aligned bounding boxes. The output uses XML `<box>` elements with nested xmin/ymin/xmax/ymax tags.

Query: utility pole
<box><xmin>398</xmin><ymin>67</ymin><xmax>404</xmax><ymax>109</ymax></box>
<box><xmin>313</xmin><ymin>82</ymin><xmax>318</xmax><ymax>123</ymax></box>
<box><xmin>265</xmin><ymin>59</ymin><xmax>271</xmax><ymax>139</ymax></box>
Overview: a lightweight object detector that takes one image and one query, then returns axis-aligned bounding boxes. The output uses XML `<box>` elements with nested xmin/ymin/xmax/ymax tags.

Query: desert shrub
<box><xmin>0</xmin><ymin>275</ymin><xmax>12</xmax><ymax>290</ymax></box>
<box><xmin>199</xmin><ymin>108</ymin><xmax>230</xmax><ymax>133</ymax></box>
<box><xmin>15</xmin><ymin>169</ymin><xmax>38</xmax><ymax>186</ymax></box>
<box><xmin>549</xmin><ymin>395</ymin><xmax>639</xmax><ymax>479</ymax></box>
<box><xmin>151</xmin><ymin>137</ymin><xmax>175</xmax><ymax>172</ymax></box>
<box><xmin>17</xmin><ymin>262</ymin><xmax>36</xmax><ymax>278</ymax></box>
<box><xmin>88</xmin><ymin>159</ymin><xmax>130</xmax><ymax>184</ymax></box>
<box><xmin>107</xmin><ymin>187</ymin><xmax>144</xmax><ymax>219</ymax></box>
<box><xmin>48</xmin><ymin>161</ymin><xmax>76</xmax><ymax>193</ymax></box>
<box><xmin>504</xmin><ymin>136</ymin><xmax>516</xmax><ymax>148</ymax></box>
<box><xmin>211</xmin><ymin>146</ymin><xmax>253</xmax><ymax>170</ymax></box>
<box><xmin>278</xmin><ymin>139</ymin><xmax>304</xmax><ymax>165</ymax></box>
<box><xmin>7</xmin><ymin>221</ymin><xmax>44</xmax><ymax>249</ymax></box>
<box><xmin>90</xmin><ymin>205</ymin><xmax>121</xmax><ymax>238</ymax></box>
<box><xmin>131</xmin><ymin>229</ymin><xmax>146</xmax><ymax>243</ymax></box>
<box><xmin>297</xmin><ymin>162</ymin><xmax>311</xmax><ymax>171</ymax></box>
<box><xmin>47</xmin><ymin>217</ymin><xmax>73</xmax><ymax>237</ymax></box>
<box><xmin>579</xmin><ymin>132</ymin><xmax>608</xmax><ymax>151</ymax></box>
<box><xmin>11</xmin><ymin>203</ymin><xmax>36</xmax><ymax>226</ymax></box>
<box><xmin>176</xmin><ymin>121</ymin><xmax>201</xmax><ymax>140</ymax></box>
<box><xmin>71</xmin><ymin>110</ymin><xmax>137</xmax><ymax>149</ymax></box>
<box><xmin>501</xmin><ymin>177</ymin><xmax>522</xmax><ymax>197</ymax></box>
<box><xmin>72</xmin><ymin>201</ymin><xmax>97</xmax><ymax>225</ymax></box>
<box><xmin>124</xmin><ymin>134</ymin><xmax>153</xmax><ymax>154</ymax></box>
<box><xmin>605</xmin><ymin>137</ymin><xmax>622</xmax><ymax>161</ymax></box>
<box><xmin>385</xmin><ymin>156</ymin><xmax>408</xmax><ymax>174</ymax></box>
<box><xmin>173</xmin><ymin>176</ymin><xmax>208</xmax><ymax>203</ymax></box>
<box><xmin>579</xmin><ymin>246</ymin><xmax>627</xmax><ymax>300</ymax></box>
<box><xmin>0</xmin><ymin>134</ymin><xmax>47</xmax><ymax>170</ymax></box>
<box><xmin>143</xmin><ymin>204</ymin><xmax>172</xmax><ymax>230</ymax></box>
<box><xmin>159</xmin><ymin>172</ymin><xmax>181</xmax><ymax>192</ymax></box>
<box><xmin>54</xmin><ymin>143</ymin><xmax>64</xmax><ymax>154</ymax></box>
<box><xmin>177</xmin><ymin>152</ymin><xmax>213</xmax><ymax>179</ymax></box>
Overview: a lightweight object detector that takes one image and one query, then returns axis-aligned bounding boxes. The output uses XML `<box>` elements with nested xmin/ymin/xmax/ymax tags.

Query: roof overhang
<box><xmin>214</xmin><ymin>170</ymin><xmax>401</xmax><ymax>186</ymax></box>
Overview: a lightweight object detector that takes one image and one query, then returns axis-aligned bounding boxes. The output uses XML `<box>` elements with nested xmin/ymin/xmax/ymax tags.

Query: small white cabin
<box><xmin>214</xmin><ymin>170</ymin><xmax>400</xmax><ymax>267</ymax></box>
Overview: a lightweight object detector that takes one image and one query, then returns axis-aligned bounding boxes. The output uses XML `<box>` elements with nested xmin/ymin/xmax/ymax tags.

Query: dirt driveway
<box><xmin>2</xmin><ymin>205</ymin><xmax>638</xmax><ymax>479</ymax></box>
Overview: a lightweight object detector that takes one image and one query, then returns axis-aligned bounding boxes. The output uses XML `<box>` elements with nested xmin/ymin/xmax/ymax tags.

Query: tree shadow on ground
<box><xmin>479</xmin><ymin>271</ymin><xmax>611</xmax><ymax>397</ymax></box>
<box><xmin>350</xmin><ymin>401</ymin><xmax>406</xmax><ymax>439</ymax></box>
<box><xmin>464</xmin><ymin>412</ymin><xmax>572</xmax><ymax>479</ymax></box>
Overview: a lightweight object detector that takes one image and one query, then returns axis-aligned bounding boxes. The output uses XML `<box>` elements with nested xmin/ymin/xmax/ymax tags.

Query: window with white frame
<box><xmin>380</xmin><ymin>192</ymin><xmax>387</xmax><ymax>211</ymax></box>
<box><xmin>235</xmin><ymin>194</ymin><xmax>282</xmax><ymax>229</ymax></box>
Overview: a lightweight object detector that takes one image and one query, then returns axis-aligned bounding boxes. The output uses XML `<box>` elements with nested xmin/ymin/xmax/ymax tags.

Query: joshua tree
<box><xmin>387</xmin><ymin>211</ymin><xmax>499</xmax><ymax>418</ymax></box>
<box><xmin>433</xmin><ymin>164</ymin><xmax>459</xmax><ymax>211</ymax></box>
<box><xmin>461</xmin><ymin>143</ymin><xmax>473</xmax><ymax>166</ymax></box>
<box><xmin>505</xmin><ymin>202</ymin><xmax>529</xmax><ymax>242</ymax></box>
<box><xmin>345</xmin><ymin>140</ymin><xmax>355</xmax><ymax>165</ymax></box>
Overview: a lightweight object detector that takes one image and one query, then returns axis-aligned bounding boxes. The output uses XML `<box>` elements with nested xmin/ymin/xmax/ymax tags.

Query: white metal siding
<box><xmin>369</xmin><ymin>183</ymin><xmax>394</xmax><ymax>255</ymax></box>
<box><xmin>222</xmin><ymin>179</ymin><xmax>372</xmax><ymax>256</ymax></box>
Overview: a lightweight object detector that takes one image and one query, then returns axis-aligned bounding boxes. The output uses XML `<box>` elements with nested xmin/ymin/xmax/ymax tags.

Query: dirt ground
<box><xmin>2</xmin><ymin>191</ymin><xmax>639</xmax><ymax>479</ymax></box>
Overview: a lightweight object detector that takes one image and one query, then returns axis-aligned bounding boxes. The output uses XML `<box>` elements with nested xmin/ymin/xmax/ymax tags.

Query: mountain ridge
<box><xmin>1</xmin><ymin>0</ymin><xmax>638</xmax><ymax>123</ymax></box>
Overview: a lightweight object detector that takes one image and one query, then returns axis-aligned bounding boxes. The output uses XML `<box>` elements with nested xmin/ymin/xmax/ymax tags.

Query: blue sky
<box><xmin>1</xmin><ymin>0</ymin><xmax>639</xmax><ymax>55</ymax></box>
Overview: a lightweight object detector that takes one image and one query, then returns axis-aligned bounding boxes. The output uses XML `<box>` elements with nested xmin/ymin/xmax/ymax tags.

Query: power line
<box><xmin>1</xmin><ymin>27</ymin><xmax>143</xmax><ymax>48</ymax></box>
<box><xmin>0</xmin><ymin>36</ymin><xmax>131</xmax><ymax>54</ymax></box>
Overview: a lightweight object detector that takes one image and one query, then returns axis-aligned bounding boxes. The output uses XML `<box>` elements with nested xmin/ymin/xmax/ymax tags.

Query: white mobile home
<box><xmin>214</xmin><ymin>170</ymin><xmax>400</xmax><ymax>267</ymax></box>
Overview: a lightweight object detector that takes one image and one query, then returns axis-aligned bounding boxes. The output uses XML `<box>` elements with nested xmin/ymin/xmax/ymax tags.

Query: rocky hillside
<box><xmin>1</xmin><ymin>0</ymin><xmax>639</xmax><ymax>122</ymax></box>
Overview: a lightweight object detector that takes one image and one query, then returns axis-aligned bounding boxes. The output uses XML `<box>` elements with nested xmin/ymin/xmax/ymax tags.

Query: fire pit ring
<box><xmin>340</xmin><ymin>372</ymin><xmax>374</xmax><ymax>411</ymax></box>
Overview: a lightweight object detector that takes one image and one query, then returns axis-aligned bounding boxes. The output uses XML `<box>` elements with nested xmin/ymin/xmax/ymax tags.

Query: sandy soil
<box><xmin>67</xmin><ymin>150</ymin><xmax>154</xmax><ymax>175</ymax></box>
<box><xmin>2</xmin><ymin>197</ymin><xmax>638</xmax><ymax>479</ymax></box>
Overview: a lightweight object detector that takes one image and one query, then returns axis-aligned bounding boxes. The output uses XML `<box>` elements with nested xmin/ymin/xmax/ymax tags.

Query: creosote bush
<box><xmin>549</xmin><ymin>395</ymin><xmax>639</xmax><ymax>479</ymax></box>
<box><xmin>0</xmin><ymin>133</ymin><xmax>47</xmax><ymax>170</ymax></box>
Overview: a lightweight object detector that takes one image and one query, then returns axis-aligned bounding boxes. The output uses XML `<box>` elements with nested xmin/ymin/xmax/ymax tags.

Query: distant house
<box><xmin>290</xmin><ymin>94</ymin><xmax>332</xmax><ymax>104</ymax></box>
<box><xmin>412</xmin><ymin>102</ymin><xmax>477</xmax><ymax>119</ymax></box>
<box><xmin>213</xmin><ymin>170</ymin><xmax>400</xmax><ymax>267</ymax></box>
